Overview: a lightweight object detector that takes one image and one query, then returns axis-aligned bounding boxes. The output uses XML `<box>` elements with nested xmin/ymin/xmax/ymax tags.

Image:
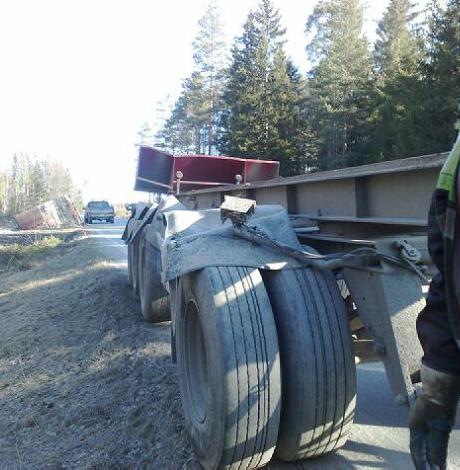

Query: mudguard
<box><xmin>143</xmin><ymin>194</ymin><xmax>302</xmax><ymax>284</ymax></box>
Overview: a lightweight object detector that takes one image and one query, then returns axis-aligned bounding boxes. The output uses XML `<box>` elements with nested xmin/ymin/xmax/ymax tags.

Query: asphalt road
<box><xmin>85</xmin><ymin>218</ymin><xmax>460</xmax><ymax>470</ymax></box>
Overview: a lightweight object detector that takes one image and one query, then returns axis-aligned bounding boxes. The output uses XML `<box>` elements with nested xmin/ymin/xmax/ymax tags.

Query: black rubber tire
<box><xmin>139</xmin><ymin>240</ymin><xmax>170</xmax><ymax>322</ymax></box>
<box><xmin>126</xmin><ymin>219</ymin><xmax>137</xmax><ymax>287</ymax></box>
<box><xmin>131</xmin><ymin>236</ymin><xmax>141</xmax><ymax>294</ymax></box>
<box><xmin>127</xmin><ymin>242</ymin><xmax>134</xmax><ymax>287</ymax></box>
<box><xmin>262</xmin><ymin>268</ymin><xmax>356</xmax><ymax>461</ymax></box>
<box><xmin>176</xmin><ymin>266</ymin><xmax>281</xmax><ymax>469</ymax></box>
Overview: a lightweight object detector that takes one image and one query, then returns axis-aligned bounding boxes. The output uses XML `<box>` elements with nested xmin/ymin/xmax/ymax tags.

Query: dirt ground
<box><xmin>0</xmin><ymin>236</ymin><xmax>196</xmax><ymax>469</ymax></box>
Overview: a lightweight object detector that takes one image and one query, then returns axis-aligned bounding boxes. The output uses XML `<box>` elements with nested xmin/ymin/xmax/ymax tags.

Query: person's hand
<box><xmin>409</xmin><ymin>365</ymin><xmax>460</xmax><ymax>469</ymax></box>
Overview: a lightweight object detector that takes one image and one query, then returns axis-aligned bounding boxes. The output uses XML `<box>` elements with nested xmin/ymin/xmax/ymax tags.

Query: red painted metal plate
<box><xmin>135</xmin><ymin>146</ymin><xmax>280</xmax><ymax>193</ymax></box>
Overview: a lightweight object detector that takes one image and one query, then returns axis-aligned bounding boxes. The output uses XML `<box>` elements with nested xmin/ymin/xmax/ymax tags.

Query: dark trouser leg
<box><xmin>412</xmin><ymin>274</ymin><xmax>460</xmax><ymax>469</ymax></box>
<box><xmin>417</xmin><ymin>272</ymin><xmax>460</xmax><ymax>376</ymax></box>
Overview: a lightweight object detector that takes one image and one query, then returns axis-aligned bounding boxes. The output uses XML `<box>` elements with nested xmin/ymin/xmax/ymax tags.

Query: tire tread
<box><xmin>178</xmin><ymin>266</ymin><xmax>280</xmax><ymax>470</ymax></box>
<box><xmin>263</xmin><ymin>267</ymin><xmax>356</xmax><ymax>461</ymax></box>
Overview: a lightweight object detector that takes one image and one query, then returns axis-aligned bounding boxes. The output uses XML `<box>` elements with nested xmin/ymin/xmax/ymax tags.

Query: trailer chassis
<box><xmin>124</xmin><ymin>151</ymin><xmax>447</xmax><ymax>469</ymax></box>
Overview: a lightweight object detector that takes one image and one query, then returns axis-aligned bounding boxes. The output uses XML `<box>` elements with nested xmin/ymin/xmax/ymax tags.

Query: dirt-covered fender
<box><xmin>144</xmin><ymin>194</ymin><xmax>302</xmax><ymax>285</ymax></box>
<box><xmin>122</xmin><ymin>202</ymin><xmax>156</xmax><ymax>244</ymax></box>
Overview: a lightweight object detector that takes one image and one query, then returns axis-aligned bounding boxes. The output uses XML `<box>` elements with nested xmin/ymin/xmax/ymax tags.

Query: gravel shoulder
<box><xmin>0</xmin><ymin>236</ymin><xmax>194</xmax><ymax>469</ymax></box>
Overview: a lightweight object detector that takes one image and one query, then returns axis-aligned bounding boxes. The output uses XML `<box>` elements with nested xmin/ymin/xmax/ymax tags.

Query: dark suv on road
<box><xmin>84</xmin><ymin>200</ymin><xmax>115</xmax><ymax>224</ymax></box>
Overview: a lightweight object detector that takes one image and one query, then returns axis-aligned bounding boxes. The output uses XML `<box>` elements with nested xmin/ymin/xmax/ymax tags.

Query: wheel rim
<box><xmin>185</xmin><ymin>299</ymin><xmax>209</xmax><ymax>424</ymax></box>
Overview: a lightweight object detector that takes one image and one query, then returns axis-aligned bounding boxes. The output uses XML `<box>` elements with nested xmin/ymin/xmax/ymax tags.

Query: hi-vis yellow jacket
<box><xmin>438</xmin><ymin>133</ymin><xmax>460</xmax><ymax>202</ymax></box>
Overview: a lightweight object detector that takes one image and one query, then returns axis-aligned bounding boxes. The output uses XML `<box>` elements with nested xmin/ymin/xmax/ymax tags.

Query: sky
<box><xmin>0</xmin><ymin>0</ymin><xmax>428</xmax><ymax>203</ymax></box>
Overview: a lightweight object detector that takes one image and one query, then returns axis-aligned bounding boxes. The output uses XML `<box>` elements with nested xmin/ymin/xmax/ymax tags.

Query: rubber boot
<box><xmin>410</xmin><ymin>364</ymin><xmax>460</xmax><ymax>469</ymax></box>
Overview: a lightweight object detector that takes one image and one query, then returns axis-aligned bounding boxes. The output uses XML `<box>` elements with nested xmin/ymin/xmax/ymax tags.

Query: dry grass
<box><xmin>0</xmin><ymin>236</ymin><xmax>63</xmax><ymax>272</ymax></box>
<box><xmin>0</xmin><ymin>228</ymin><xmax>86</xmax><ymax>273</ymax></box>
<box><xmin>0</xmin><ymin>237</ymin><xmax>195</xmax><ymax>469</ymax></box>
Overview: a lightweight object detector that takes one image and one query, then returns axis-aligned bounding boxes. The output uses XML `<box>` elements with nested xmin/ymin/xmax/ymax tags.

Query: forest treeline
<box><xmin>0</xmin><ymin>155</ymin><xmax>82</xmax><ymax>215</ymax></box>
<box><xmin>151</xmin><ymin>0</ymin><xmax>460</xmax><ymax>176</ymax></box>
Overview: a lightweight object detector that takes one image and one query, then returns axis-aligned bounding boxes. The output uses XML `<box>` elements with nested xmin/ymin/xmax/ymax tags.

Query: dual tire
<box><xmin>128</xmin><ymin>227</ymin><xmax>171</xmax><ymax>322</ymax></box>
<box><xmin>127</xmin><ymin>242</ymin><xmax>134</xmax><ymax>287</ymax></box>
<box><xmin>127</xmin><ymin>238</ymin><xmax>139</xmax><ymax>292</ymax></box>
<box><xmin>138</xmin><ymin>239</ymin><xmax>170</xmax><ymax>322</ymax></box>
<box><xmin>176</xmin><ymin>267</ymin><xmax>281</xmax><ymax>469</ymax></box>
<box><xmin>263</xmin><ymin>268</ymin><xmax>356</xmax><ymax>461</ymax></box>
<box><xmin>176</xmin><ymin>264</ymin><xmax>356</xmax><ymax>469</ymax></box>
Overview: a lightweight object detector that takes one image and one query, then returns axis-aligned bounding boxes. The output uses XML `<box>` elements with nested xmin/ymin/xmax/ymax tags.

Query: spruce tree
<box><xmin>371</xmin><ymin>0</ymin><xmax>424</xmax><ymax>160</ymax></box>
<box><xmin>374</xmin><ymin>0</ymin><xmax>420</xmax><ymax>72</ymax></box>
<box><xmin>219</xmin><ymin>0</ymin><xmax>308</xmax><ymax>175</ymax></box>
<box><xmin>269</xmin><ymin>57</ymin><xmax>310</xmax><ymax>175</ymax></box>
<box><xmin>161</xmin><ymin>72</ymin><xmax>206</xmax><ymax>153</ymax></box>
<box><xmin>219</xmin><ymin>11</ymin><xmax>260</xmax><ymax>157</ymax></box>
<box><xmin>420</xmin><ymin>0</ymin><xmax>460</xmax><ymax>152</ymax></box>
<box><xmin>306</xmin><ymin>0</ymin><xmax>373</xmax><ymax>170</ymax></box>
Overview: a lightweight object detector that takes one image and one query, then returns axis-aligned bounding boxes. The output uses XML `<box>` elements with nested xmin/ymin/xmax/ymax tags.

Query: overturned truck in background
<box><xmin>123</xmin><ymin>145</ymin><xmax>446</xmax><ymax>469</ymax></box>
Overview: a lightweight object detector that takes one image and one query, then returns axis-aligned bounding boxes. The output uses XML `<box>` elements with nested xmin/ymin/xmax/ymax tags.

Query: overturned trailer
<box><xmin>15</xmin><ymin>196</ymin><xmax>81</xmax><ymax>230</ymax></box>
<box><xmin>123</xmin><ymin>146</ymin><xmax>447</xmax><ymax>469</ymax></box>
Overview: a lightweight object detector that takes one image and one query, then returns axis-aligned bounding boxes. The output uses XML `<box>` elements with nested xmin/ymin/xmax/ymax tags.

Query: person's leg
<box><xmin>410</xmin><ymin>193</ymin><xmax>460</xmax><ymax>469</ymax></box>
<box><xmin>417</xmin><ymin>274</ymin><xmax>460</xmax><ymax>376</ymax></box>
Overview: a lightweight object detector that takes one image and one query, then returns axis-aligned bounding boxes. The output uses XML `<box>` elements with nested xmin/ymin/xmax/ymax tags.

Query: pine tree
<box><xmin>161</xmin><ymin>1</ymin><xmax>226</xmax><ymax>154</ymax></box>
<box><xmin>371</xmin><ymin>0</ymin><xmax>424</xmax><ymax>160</ymax></box>
<box><xmin>306</xmin><ymin>0</ymin><xmax>373</xmax><ymax>170</ymax></box>
<box><xmin>219</xmin><ymin>0</ymin><xmax>308</xmax><ymax>175</ymax></box>
<box><xmin>193</xmin><ymin>0</ymin><xmax>227</xmax><ymax>153</ymax></box>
